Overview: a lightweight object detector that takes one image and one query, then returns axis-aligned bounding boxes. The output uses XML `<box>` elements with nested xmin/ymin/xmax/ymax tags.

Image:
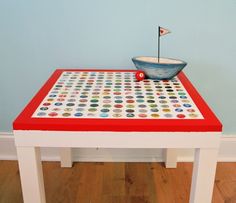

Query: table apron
<box><xmin>14</xmin><ymin>130</ymin><xmax>221</xmax><ymax>149</ymax></box>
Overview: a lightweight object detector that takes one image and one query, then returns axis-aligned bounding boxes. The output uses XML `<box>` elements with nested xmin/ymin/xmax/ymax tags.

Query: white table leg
<box><xmin>164</xmin><ymin>148</ymin><xmax>178</xmax><ymax>168</ymax></box>
<box><xmin>16</xmin><ymin>147</ymin><xmax>46</xmax><ymax>203</ymax></box>
<box><xmin>59</xmin><ymin>148</ymin><xmax>73</xmax><ymax>168</ymax></box>
<box><xmin>190</xmin><ymin>148</ymin><xmax>218</xmax><ymax>203</ymax></box>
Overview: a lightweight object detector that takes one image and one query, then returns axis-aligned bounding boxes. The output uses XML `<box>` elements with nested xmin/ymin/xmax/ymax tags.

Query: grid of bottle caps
<box><xmin>32</xmin><ymin>71</ymin><xmax>203</xmax><ymax>119</ymax></box>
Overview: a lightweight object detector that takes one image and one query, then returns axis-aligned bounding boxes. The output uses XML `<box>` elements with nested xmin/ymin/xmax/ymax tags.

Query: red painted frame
<box><xmin>13</xmin><ymin>69</ymin><xmax>222</xmax><ymax>132</ymax></box>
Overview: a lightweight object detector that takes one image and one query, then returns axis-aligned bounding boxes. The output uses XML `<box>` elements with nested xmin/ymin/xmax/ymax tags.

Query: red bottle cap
<box><xmin>135</xmin><ymin>71</ymin><xmax>145</xmax><ymax>81</ymax></box>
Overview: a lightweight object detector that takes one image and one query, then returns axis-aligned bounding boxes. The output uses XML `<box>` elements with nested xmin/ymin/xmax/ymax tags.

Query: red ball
<box><xmin>135</xmin><ymin>71</ymin><xmax>145</xmax><ymax>81</ymax></box>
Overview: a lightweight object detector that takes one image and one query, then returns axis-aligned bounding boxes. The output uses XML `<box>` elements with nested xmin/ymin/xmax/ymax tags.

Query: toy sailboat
<box><xmin>132</xmin><ymin>26</ymin><xmax>187</xmax><ymax>80</ymax></box>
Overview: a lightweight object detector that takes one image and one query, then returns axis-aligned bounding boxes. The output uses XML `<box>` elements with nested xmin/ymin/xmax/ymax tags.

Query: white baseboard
<box><xmin>176</xmin><ymin>135</ymin><xmax>236</xmax><ymax>162</ymax></box>
<box><xmin>1</xmin><ymin>132</ymin><xmax>236</xmax><ymax>162</ymax></box>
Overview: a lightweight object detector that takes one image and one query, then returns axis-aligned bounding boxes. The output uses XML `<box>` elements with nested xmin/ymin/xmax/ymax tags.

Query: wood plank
<box><xmin>214</xmin><ymin>163</ymin><xmax>236</xmax><ymax>203</ymax></box>
<box><xmin>125</xmin><ymin>163</ymin><xmax>156</xmax><ymax>203</ymax></box>
<box><xmin>102</xmin><ymin>162</ymin><xmax>125</xmax><ymax>197</ymax></box>
<box><xmin>152</xmin><ymin>162</ymin><xmax>190</xmax><ymax>203</ymax></box>
<box><xmin>0</xmin><ymin>161</ymin><xmax>236</xmax><ymax>203</ymax></box>
<box><xmin>0</xmin><ymin>161</ymin><xmax>23</xmax><ymax>203</ymax></box>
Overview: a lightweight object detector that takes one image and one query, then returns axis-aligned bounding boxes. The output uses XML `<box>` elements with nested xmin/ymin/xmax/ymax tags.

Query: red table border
<box><xmin>13</xmin><ymin>69</ymin><xmax>222</xmax><ymax>132</ymax></box>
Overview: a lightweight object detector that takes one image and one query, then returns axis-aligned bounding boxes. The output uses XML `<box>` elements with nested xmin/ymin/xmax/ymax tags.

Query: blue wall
<box><xmin>0</xmin><ymin>0</ymin><xmax>235</xmax><ymax>134</ymax></box>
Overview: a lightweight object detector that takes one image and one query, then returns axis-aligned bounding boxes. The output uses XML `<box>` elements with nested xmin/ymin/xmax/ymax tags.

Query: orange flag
<box><xmin>159</xmin><ymin>27</ymin><xmax>171</xmax><ymax>36</ymax></box>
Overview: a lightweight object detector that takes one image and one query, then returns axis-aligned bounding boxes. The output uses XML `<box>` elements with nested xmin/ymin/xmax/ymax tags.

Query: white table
<box><xmin>13</xmin><ymin>70</ymin><xmax>222</xmax><ymax>203</ymax></box>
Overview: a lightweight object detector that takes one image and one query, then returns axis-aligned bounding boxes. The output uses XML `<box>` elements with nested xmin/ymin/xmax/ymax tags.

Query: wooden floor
<box><xmin>0</xmin><ymin>161</ymin><xmax>236</xmax><ymax>203</ymax></box>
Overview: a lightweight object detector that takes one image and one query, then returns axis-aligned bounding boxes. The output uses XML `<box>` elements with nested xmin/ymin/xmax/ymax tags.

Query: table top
<box><xmin>13</xmin><ymin>69</ymin><xmax>222</xmax><ymax>132</ymax></box>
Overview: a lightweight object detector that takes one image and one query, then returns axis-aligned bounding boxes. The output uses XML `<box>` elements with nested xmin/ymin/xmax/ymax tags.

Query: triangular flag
<box><xmin>159</xmin><ymin>27</ymin><xmax>171</xmax><ymax>36</ymax></box>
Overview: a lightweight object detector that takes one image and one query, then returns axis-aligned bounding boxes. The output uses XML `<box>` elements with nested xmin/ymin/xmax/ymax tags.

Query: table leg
<box><xmin>164</xmin><ymin>148</ymin><xmax>178</xmax><ymax>168</ymax></box>
<box><xmin>190</xmin><ymin>148</ymin><xmax>218</xmax><ymax>203</ymax></box>
<box><xmin>16</xmin><ymin>147</ymin><xmax>46</xmax><ymax>203</ymax></box>
<box><xmin>59</xmin><ymin>148</ymin><xmax>73</xmax><ymax>168</ymax></box>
